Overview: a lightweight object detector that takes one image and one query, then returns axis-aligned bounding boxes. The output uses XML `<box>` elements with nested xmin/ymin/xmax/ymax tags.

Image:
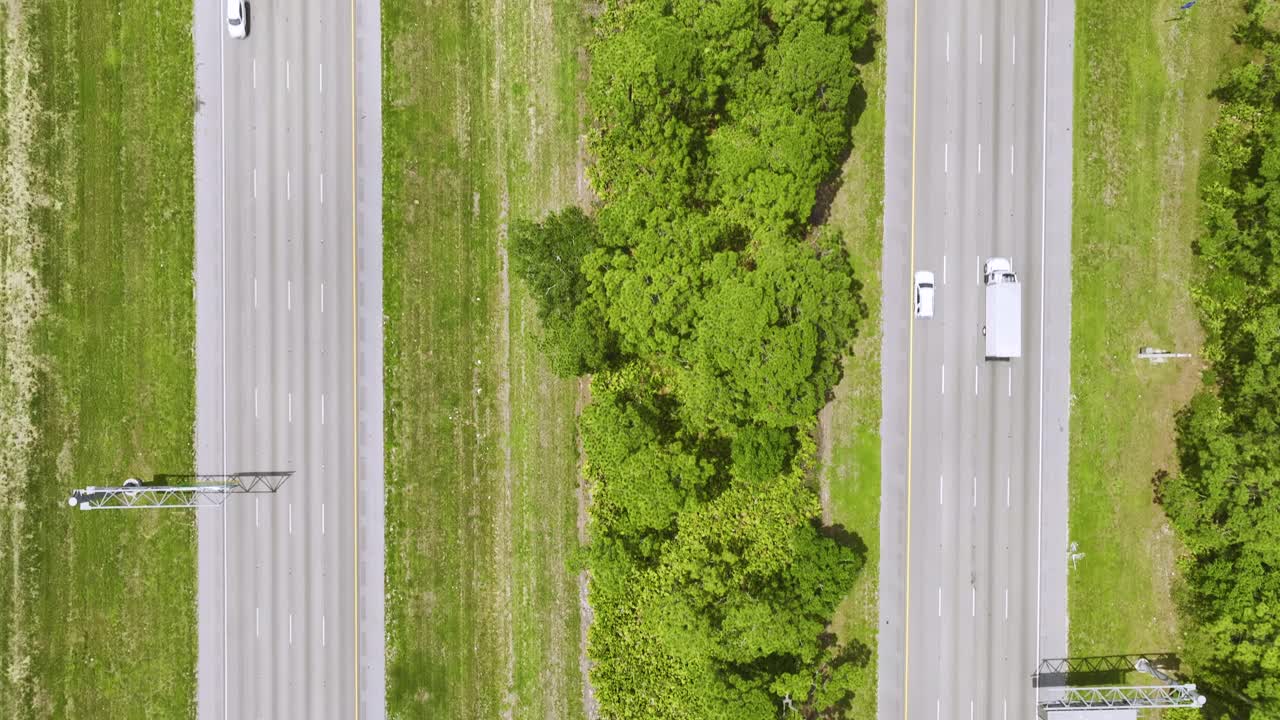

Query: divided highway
<box><xmin>878</xmin><ymin>1</ymin><xmax>1074</xmax><ymax>718</ymax></box>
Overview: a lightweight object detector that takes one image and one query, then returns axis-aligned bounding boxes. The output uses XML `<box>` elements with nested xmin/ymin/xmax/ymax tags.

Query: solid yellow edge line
<box><xmin>903</xmin><ymin>0</ymin><xmax>918</xmax><ymax>718</ymax></box>
<box><xmin>351</xmin><ymin>0</ymin><xmax>360</xmax><ymax>712</ymax></box>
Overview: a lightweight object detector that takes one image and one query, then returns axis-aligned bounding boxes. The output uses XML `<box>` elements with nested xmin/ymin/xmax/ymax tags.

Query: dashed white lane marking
<box><xmin>979</xmin><ymin>33</ymin><xmax>984</xmax><ymax>64</ymax></box>
<box><xmin>253</xmin><ymin>277</ymin><xmax>258</xmax><ymax>309</ymax></box>
<box><xmin>254</xmin><ymin>387</ymin><xmax>259</xmax><ymax>418</ymax></box>
<box><xmin>1005</xmin><ymin>588</ymin><xmax>1009</xmax><ymax>619</ymax></box>
<box><xmin>970</xmin><ymin>699</ymin><xmax>975</xmax><ymax>720</ymax></box>
<box><xmin>322</xmin><ymin>615</ymin><xmax>327</xmax><ymax>647</ymax></box>
<box><xmin>1008</xmin><ymin>366</ymin><xmax>1013</xmax><ymax>396</ymax></box>
<box><xmin>971</xmin><ymin>587</ymin><xmax>976</xmax><ymax>617</ymax></box>
<box><xmin>972</xmin><ymin>475</ymin><xmax>977</xmax><ymax>508</ymax></box>
<box><xmin>288</xmin><ymin>392</ymin><xmax>293</xmax><ymax>423</ymax></box>
<box><xmin>943</xmin><ymin>255</ymin><xmax>948</xmax><ymax>284</ymax></box>
<box><xmin>937</xmin><ymin>699</ymin><xmax>941</xmax><ymax>720</ymax></box>
<box><xmin>252</xmin><ymin>168</ymin><xmax>257</xmax><ymax>199</ymax></box>
<box><xmin>255</xmin><ymin>497</ymin><xmax>259</xmax><ymax>528</ymax></box>
<box><xmin>286</xmin><ymin>60</ymin><xmax>291</xmax><ymax>91</ymax></box>
<box><xmin>1011</xmin><ymin>144</ymin><xmax>1015</xmax><ymax>175</ymax></box>
<box><xmin>288</xmin><ymin>612</ymin><xmax>293</xmax><ymax>646</ymax></box>
<box><xmin>944</xmin><ymin>142</ymin><xmax>949</xmax><ymax>173</ymax></box>
<box><xmin>1006</xmin><ymin>475</ymin><xmax>1011</xmax><ymax>508</ymax></box>
<box><xmin>320</xmin><ymin>173</ymin><xmax>325</xmax><ymax>204</ymax></box>
<box><xmin>941</xmin><ymin>364</ymin><xmax>946</xmax><ymax>395</ymax></box>
<box><xmin>977</xmin><ymin>142</ymin><xmax>983</xmax><ymax>174</ymax></box>
<box><xmin>1003</xmin><ymin>698</ymin><xmax>1008</xmax><ymax>720</ymax></box>
<box><xmin>937</xmin><ymin>587</ymin><xmax>942</xmax><ymax>617</ymax></box>
<box><xmin>1012</xmin><ymin>34</ymin><xmax>1017</xmax><ymax>66</ymax></box>
<box><xmin>321</xmin><ymin>502</ymin><xmax>326</xmax><ymax>535</ymax></box>
<box><xmin>287</xmin><ymin>170</ymin><xmax>292</xmax><ymax>200</ymax></box>
<box><xmin>974</xmin><ymin>364</ymin><xmax>979</xmax><ymax>396</ymax></box>
<box><xmin>255</xmin><ymin>607</ymin><xmax>260</xmax><ymax>638</ymax></box>
<box><xmin>320</xmin><ymin>393</ymin><xmax>326</xmax><ymax>425</ymax></box>
<box><xmin>319</xmin><ymin>63</ymin><xmax>324</xmax><ymax>94</ymax></box>
<box><xmin>287</xmin><ymin>280</ymin><xmax>292</xmax><ymax>311</ymax></box>
<box><xmin>976</xmin><ymin>255</ymin><xmax>980</xmax><ymax>285</ymax></box>
<box><xmin>288</xmin><ymin>502</ymin><xmax>293</xmax><ymax>535</ymax></box>
<box><xmin>939</xmin><ymin>474</ymin><xmax>944</xmax><ymax>506</ymax></box>
<box><xmin>252</xmin><ymin>58</ymin><xmax>257</xmax><ymax>89</ymax></box>
<box><xmin>946</xmin><ymin>31</ymin><xmax>950</xmax><ymax>63</ymax></box>
<box><xmin>320</xmin><ymin>282</ymin><xmax>325</xmax><ymax>313</ymax></box>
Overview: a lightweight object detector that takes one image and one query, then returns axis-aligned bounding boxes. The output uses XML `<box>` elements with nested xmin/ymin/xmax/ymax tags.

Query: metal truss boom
<box><xmin>1040</xmin><ymin>684</ymin><xmax>1206</xmax><ymax>711</ymax></box>
<box><xmin>68</xmin><ymin>472</ymin><xmax>292</xmax><ymax>510</ymax></box>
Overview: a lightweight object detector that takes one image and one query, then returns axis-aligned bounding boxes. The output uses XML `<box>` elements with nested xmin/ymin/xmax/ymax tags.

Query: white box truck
<box><xmin>983</xmin><ymin>257</ymin><xmax>1021</xmax><ymax>360</ymax></box>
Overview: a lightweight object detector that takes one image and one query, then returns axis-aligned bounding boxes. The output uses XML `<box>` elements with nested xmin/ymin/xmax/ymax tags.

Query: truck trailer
<box><xmin>983</xmin><ymin>257</ymin><xmax>1021</xmax><ymax>360</ymax></box>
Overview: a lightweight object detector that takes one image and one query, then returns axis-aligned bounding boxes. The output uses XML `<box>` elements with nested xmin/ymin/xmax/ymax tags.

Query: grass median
<box><xmin>821</xmin><ymin>2</ymin><xmax>886</xmax><ymax>717</ymax></box>
<box><xmin>382</xmin><ymin>1</ymin><xmax>590</xmax><ymax>716</ymax></box>
<box><xmin>1068</xmin><ymin>0</ymin><xmax>1245</xmax><ymax>659</ymax></box>
<box><xmin>0</xmin><ymin>0</ymin><xmax>196</xmax><ymax>716</ymax></box>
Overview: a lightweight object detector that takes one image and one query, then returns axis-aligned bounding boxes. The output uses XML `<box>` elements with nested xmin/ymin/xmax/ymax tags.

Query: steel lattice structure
<box><xmin>1040</xmin><ymin>684</ymin><xmax>1206</xmax><ymax>711</ymax></box>
<box><xmin>68</xmin><ymin>472</ymin><xmax>292</xmax><ymax>510</ymax></box>
<box><xmin>1036</xmin><ymin>655</ymin><xmax>1206</xmax><ymax>717</ymax></box>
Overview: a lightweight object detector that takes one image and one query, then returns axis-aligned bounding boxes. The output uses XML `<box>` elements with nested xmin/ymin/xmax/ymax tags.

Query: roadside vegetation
<box><xmin>0</xmin><ymin>0</ymin><xmax>197</xmax><ymax>717</ymax></box>
<box><xmin>1068</xmin><ymin>0</ymin><xmax>1243</xmax><ymax>669</ymax></box>
<box><xmin>821</xmin><ymin>3</ymin><xmax>885</xmax><ymax>718</ymax></box>
<box><xmin>381</xmin><ymin>0</ymin><xmax>590</xmax><ymax>716</ymax></box>
<box><xmin>508</xmin><ymin>0</ymin><xmax>879</xmax><ymax>716</ymax></box>
<box><xmin>1154</xmin><ymin>3</ymin><xmax>1280</xmax><ymax>716</ymax></box>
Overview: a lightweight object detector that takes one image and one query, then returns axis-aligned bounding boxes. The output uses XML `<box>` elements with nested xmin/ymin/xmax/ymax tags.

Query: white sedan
<box><xmin>914</xmin><ymin>270</ymin><xmax>935</xmax><ymax>318</ymax></box>
<box><xmin>227</xmin><ymin>0</ymin><xmax>248</xmax><ymax>39</ymax></box>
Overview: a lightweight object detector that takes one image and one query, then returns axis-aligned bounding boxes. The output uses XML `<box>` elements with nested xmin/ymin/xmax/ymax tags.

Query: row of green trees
<box><xmin>1158</xmin><ymin>4</ymin><xmax>1280</xmax><ymax>717</ymax></box>
<box><xmin>510</xmin><ymin>0</ymin><xmax>874</xmax><ymax>716</ymax></box>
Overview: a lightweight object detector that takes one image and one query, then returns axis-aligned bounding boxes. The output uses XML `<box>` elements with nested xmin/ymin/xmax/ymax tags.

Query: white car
<box><xmin>227</xmin><ymin>0</ymin><xmax>248</xmax><ymax>39</ymax></box>
<box><xmin>914</xmin><ymin>270</ymin><xmax>935</xmax><ymax>318</ymax></box>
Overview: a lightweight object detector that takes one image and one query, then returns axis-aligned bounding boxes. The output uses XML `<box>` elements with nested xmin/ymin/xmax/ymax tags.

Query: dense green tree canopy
<box><xmin>1159</xmin><ymin>8</ymin><xmax>1280</xmax><ymax>717</ymax></box>
<box><xmin>510</xmin><ymin>0</ymin><xmax>874</xmax><ymax>715</ymax></box>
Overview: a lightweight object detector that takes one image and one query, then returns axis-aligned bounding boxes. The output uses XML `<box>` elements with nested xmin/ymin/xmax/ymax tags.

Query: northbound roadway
<box><xmin>878</xmin><ymin>1</ymin><xmax>1074</xmax><ymax>718</ymax></box>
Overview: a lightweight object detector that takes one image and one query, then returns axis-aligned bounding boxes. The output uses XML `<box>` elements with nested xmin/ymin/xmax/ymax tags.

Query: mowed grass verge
<box><xmin>1068</xmin><ymin>0</ymin><xmax>1245</xmax><ymax>658</ymax></box>
<box><xmin>822</xmin><ymin>2</ymin><xmax>885</xmax><ymax>717</ymax></box>
<box><xmin>0</xmin><ymin>0</ymin><xmax>196</xmax><ymax>717</ymax></box>
<box><xmin>382</xmin><ymin>0</ymin><xmax>589</xmax><ymax>717</ymax></box>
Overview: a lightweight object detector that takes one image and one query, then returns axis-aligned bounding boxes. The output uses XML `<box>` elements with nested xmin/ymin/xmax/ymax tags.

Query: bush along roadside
<box><xmin>509</xmin><ymin>0</ymin><xmax>877</xmax><ymax>716</ymax></box>
<box><xmin>1156</xmin><ymin>4</ymin><xmax>1280</xmax><ymax>717</ymax></box>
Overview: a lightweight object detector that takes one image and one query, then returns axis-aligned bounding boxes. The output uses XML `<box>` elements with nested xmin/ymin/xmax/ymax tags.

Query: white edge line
<box><xmin>219</xmin><ymin>9</ymin><xmax>228</xmax><ymax>716</ymax></box>
<box><xmin>1036</xmin><ymin>0</ymin><xmax>1050</xmax><ymax>703</ymax></box>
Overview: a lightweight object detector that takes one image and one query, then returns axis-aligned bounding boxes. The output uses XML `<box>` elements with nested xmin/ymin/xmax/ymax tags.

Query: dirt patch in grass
<box><xmin>1068</xmin><ymin>0</ymin><xmax>1245</xmax><ymax>658</ymax></box>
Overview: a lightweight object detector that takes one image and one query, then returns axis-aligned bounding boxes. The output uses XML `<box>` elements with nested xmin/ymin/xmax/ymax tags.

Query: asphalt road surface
<box><xmin>877</xmin><ymin>1</ymin><xmax>1074</xmax><ymax>718</ymax></box>
<box><xmin>193</xmin><ymin>0</ymin><xmax>385</xmax><ymax>717</ymax></box>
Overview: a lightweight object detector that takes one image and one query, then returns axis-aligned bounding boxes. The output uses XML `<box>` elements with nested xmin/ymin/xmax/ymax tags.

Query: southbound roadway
<box><xmin>193</xmin><ymin>0</ymin><xmax>386</xmax><ymax>718</ymax></box>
